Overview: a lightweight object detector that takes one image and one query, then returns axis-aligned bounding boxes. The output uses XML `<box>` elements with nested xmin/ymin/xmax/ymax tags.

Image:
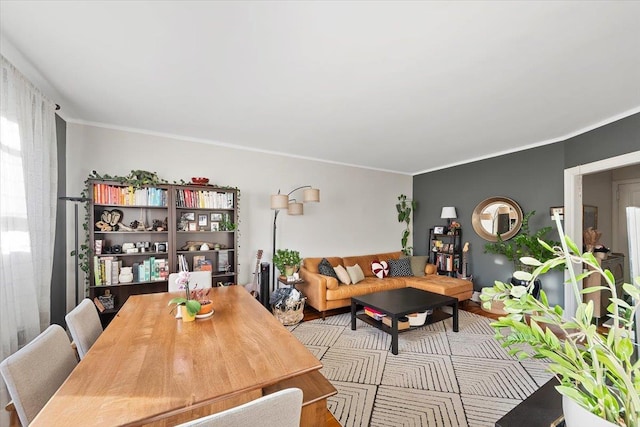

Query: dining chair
<box><xmin>65</xmin><ymin>298</ymin><xmax>103</xmax><ymax>359</ymax></box>
<box><xmin>174</xmin><ymin>388</ymin><xmax>303</xmax><ymax>427</ymax></box>
<box><xmin>168</xmin><ymin>271</ymin><xmax>212</xmax><ymax>292</ymax></box>
<box><xmin>0</xmin><ymin>324</ymin><xmax>78</xmax><ymax>426</ymax></box>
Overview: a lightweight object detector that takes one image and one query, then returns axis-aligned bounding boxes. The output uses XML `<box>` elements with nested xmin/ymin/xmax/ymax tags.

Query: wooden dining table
<box><xmin>32</xmin><ymin>286</ymin><xmax>335</xmax><ymax>426</ymax></box>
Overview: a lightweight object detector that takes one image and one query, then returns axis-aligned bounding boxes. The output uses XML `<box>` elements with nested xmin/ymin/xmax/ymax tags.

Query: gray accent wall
<box><xmin>564</xmin><ymin>113</ymin><xmax>640</xmax><ymax>168</ymax></box>
<box><xmin>51</xmin><ymin>114</ymin><xmax>67</xmax><ymax>326</ymax></box>
<box><xmin>413</xmin><ymin>113</ymin><xmax>639</xmax><ymax>307</ymax></box>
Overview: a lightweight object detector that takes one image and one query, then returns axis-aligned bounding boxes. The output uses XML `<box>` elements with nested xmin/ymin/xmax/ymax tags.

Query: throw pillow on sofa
<box><xmin>409</xmin><ymin>255</ymin><xmax>429</xmax><ymax>277</ymax></box>
<box><xmin>371</xmin><ymin>260</ymin><xmax>389</xmax><ymax>278</ymax></box>
<box><xmin>346</xmin><ymin>264</ymin><xmax>365</xmax><ymax>284</ymax></box>
<box><xmin>318</xmin><ymin>258</ymin><xmax>339</xmax><ymax>280</ymax></box>
<box><xmin>388</xmin><ymin>257</ymin><xmax>413</xmax><ymax>277</ymax></box>
<box><xmin>333</xmin><ymin>265</ymin><xmax>351</xmax><ymax>285</ymax></box>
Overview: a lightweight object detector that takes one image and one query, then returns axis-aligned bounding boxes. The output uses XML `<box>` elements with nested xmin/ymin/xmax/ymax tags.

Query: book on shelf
<box><xmin>217</xmin><ymin>251</ymin><xmax>229</xmax><ymax>273</ymax></box>
<box><xmin>197</xmin><ymin>260</ymin><xmax>213</xmax><ymax>272</ymax></box>
<box><xmin>153</xmin><ymin>258</ymin><xmax>169</xmax><ymax>281</ymax></box>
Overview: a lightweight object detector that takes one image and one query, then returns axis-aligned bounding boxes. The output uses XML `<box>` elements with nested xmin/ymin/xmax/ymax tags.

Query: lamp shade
<box><xmin>270</xmin><ymin>194</ymin><xmax>289</xmax><ymax>210</ymax></box>
<box><xmin>288</xmin><ymin>202</ymin><xmax>303</xmax><ymax>215</ymax></box>
<box><xmin>303</xmin><ymin>188</ymin><xmax>320</xmax><ymax>203</ymax></box>
<box><xmin>440</xmin><ymin>206</ymin><xmax>457</xmax><ymax>219</ymax></box>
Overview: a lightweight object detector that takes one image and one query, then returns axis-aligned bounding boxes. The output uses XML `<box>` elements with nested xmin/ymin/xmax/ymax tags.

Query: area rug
<box><xmin>289</xmin><ymin>310</ymin><xmax>553</xmax><ymax>427</ymax></box>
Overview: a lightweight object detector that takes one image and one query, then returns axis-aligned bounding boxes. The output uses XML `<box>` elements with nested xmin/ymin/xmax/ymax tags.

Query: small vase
<box><xmin>119</xmin><ymin>267</ymin><xmax>133</xmax><ymax>283</ymax></box>
<box><xmin>284</xmin><ymin>265</ymin><xmax>296</xmax><ymax>277</ymax></box>
<box><xmin>181</xmin><ymin>305</ymin><xmax>196</xmax><ymax>322</ymax></box>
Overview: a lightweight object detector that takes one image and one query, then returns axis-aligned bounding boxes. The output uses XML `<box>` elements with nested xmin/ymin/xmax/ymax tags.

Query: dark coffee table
<box><xmin>351</xmin><ymin>287</ymin><xmax>458</xmax><ymax>355</ymax></box>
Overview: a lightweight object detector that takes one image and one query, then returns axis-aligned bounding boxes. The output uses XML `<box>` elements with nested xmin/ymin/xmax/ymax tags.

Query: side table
<box><xmin>278</xmin><ymin>275</ymin><xmax>305</xmax><ymax>289</ymax></box>
<box><xmin>495</xmin><ymin>378</ymin><xmax>562</xmax><ymax>427</ymax></box>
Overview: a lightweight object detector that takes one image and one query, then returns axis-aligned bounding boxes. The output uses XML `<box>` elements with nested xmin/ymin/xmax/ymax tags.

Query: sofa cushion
<box><xmin>404</xmin><ymin>275</ymin><xmax>473</xmax><ymax>297</ymax></box>
<box><xmin>318</xmin><ymin>258</ymin><xmax>339</xmax><ymax>281</ymax></box>
<box><xmin>334</xmin><ymin>265</ymin><xmax>351</xmax><ymax>285</ymax></box>
<box><xmin>303</xmin><ymin>257</ymin><xmax>343</xmax><ymax>274</ymax></box>
<box><xmin>326</xmin><ymin>277</ymin><xmax>406</xmax><ymax>300</ymax></box>
<box><xmin>425</xmin><ymin>263</ymin><xmax>437</xmax><ymax>275</ymax></box>
<box><xmin>342</xmin><ymin>252</ymin><xmax>402</xmax><ymax>277</ymax></box>
<box><xmin>388</xmin><ymin>257</ymin><xmax>413</xmax><ymax>277</ymax></box>
<box><xmin>409</xmin><ymin>255</ymin><xmax>429</xmax><ymax>277</ymax></box>
<box><xmin>371</xmin><ymin>260</ymin><xmax>389</xmax><ymax>278</ymax></box>
<box><xmin>346</xmin><ymin>264</ymin><xmax>365</xmax><ymax>284</ymax></box>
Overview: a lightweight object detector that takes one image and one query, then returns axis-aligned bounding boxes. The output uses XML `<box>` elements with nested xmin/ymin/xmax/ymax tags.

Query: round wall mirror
<box><xmin>472</xmin><ymin>197</ymin><xmax>523</xmax><ymax>242</ymax></box>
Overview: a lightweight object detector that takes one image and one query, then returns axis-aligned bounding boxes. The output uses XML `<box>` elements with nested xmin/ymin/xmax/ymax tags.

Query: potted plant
<box><xmin>484</xmin><ymin>210</ymin><xmax>560</xmax><ymax>298</ymax></box>
<box><xmin>273</xmin><ymin>249</ymin><xmax>301</xmax><ymax>277</ymax></box>
<box><xmin>168</xmin><ymin>271</ymin><xmax>201</xmax><ymax>321</ymax></box>
<box><xmin>480</xmin><ymin>216</ymin><xmax>639</xmax><ymax>426</ymax></box>
<box><xmin>396</xmin><ymin>194</ymin><xmax>416</xmax><ymax>255</ymax></box>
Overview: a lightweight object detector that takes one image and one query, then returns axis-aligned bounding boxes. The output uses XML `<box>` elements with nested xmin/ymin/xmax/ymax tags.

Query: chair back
<box><xmin>65</xmin><ymin>298</ymin><xmax>103</xmax><ymax>359</ymax></box>
<box><xmin>0</xmin><ymin>324</ymin><xmax>77</xmax><ymax>426</ymax></box>
<box><xmin>168</xmin><ymin>271</ymin><xmax>212</xmax><ymax>292</ymax></box>
<box><xmin>174</xmin><ymin>387</ymin><xmax>303</xmax><ymax>427</ymax></box>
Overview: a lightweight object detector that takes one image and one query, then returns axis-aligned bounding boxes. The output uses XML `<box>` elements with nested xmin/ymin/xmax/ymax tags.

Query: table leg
<box><xmin>452</xmin><ymin>301</ymin><xmax>459</xmax><ymax>332</ymax></box>
<box><xmin>391</xmin><ymin>316</ymin><xmax>398</xmax><ymax>355</ymax></box>
<box><xmin>351</xmin><ymin>300</ymin><xmax>357</xmax><ymax>330</ymax></box>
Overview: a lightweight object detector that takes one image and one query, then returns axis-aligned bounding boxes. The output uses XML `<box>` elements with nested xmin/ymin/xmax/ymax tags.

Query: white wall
<box><xmin>65</xmin><ymin>123</ymin><xmax>412</xmax><ymax>309</ymax></box>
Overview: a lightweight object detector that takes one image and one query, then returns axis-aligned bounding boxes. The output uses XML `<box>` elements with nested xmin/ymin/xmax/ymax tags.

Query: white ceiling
<box><xmin>2</xmin><ymin>1</ymin><xmax>639</xmax><ymax>175</ymax></box>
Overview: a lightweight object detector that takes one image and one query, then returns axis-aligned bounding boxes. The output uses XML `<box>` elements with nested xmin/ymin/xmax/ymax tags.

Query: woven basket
<box><xmin>272</xmin><ymin>298</ymin><xmax>306</xmax><ymax>326</ymax></box>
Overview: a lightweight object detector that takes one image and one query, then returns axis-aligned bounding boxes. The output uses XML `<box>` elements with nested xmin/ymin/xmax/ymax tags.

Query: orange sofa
<box><xmin>297</xmin><ymin>251</ymin><xmax>473</xmax><ymax>319</ymax></box>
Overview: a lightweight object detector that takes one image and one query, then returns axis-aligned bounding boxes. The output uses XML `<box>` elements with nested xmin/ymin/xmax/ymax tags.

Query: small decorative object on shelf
<box><xmin>98</xmin><ymin>290</ymin><xmax>115</xmax><ymax>310</ymax></box>
<box><xmin>191</xmin><ymin>177</ymin><xmax>209</xmax><ymax>185</ymax></box>
<box><xmin>448</xmin><ymin>221</ymin><xmax>461</xmax><ymax>235</ymax></box>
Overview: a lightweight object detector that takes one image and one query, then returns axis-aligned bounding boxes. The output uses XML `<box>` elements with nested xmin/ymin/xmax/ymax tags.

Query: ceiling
<box><xmin>2</xmin><ymin>1</ymin><xmax>639</xmax><ymax>175</ymax></box>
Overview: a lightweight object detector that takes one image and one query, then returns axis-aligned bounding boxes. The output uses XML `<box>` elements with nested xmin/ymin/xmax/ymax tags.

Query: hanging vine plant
<box><xmin>396</xmin><ymin>194</ymin><xmax>416</xmax><ymax>255</ymax></box>
<box><xmin>73</xmin><ymin>170</ymin><xmax>241</xmax><ymax>294</ymax></box>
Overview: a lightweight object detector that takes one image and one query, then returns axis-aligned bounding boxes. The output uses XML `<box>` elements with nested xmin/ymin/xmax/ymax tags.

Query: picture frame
<box><xmin>210</xmin><ymin>213</ymin><xmax>223</xmax><ymax>222</ymax></box>
<box><xmin>434</xmin><ymin>226</ymin><xmax>445</xmax><ymax>235</ymax></box>
<box><xmin>583</xmin><ymin>205</ymin><xmax>598</xmax><ymax>230</ymax></box>
<box><xmin>188</xmin><ymin>222</ymin><xmax>196</xmax><ymax>231</ymax></box>
<box><xmin>198</xmin><ymin>214</ymin><xmax>208</xmax><ymax>227</ymax></box>
<box><xmin>210</xmin><ymin>222</ymin><xmax>219</xmax><ymax>231</ymax></box>
<box><xmin>182</xmin><ymin>212</ymin><xmax>195</xmax><ymax>221</ymax></box>
<box><xmin>550</xmin><ymin>206</ymin><xmax>564</xmax><ymax>220</ymax></box>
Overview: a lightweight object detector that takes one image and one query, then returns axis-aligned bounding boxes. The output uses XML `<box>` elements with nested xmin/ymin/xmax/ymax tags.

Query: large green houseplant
<box><xmin>481</xmin><ymin>216</ymin><xmax>639</xmax><ymax>426</ymax></box>
<box><xmin>484</xmin><ymin>210</ymin><xmax>560</xmax><ymax>271</ymax></box>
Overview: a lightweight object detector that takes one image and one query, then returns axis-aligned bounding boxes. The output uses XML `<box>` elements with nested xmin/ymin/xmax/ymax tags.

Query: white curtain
<box><xmin>0</xmin><ymin>55</ymin><xmax>57</xmax><ymax>358</ymax></box>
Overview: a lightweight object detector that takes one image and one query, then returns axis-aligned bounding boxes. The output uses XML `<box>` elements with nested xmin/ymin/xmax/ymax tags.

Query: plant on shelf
<box><xmin>396</xmin><ymin>194</ymin><xmax>416</xmax><ymax>255</ymax></box>
<box><xmin>167</xmin><ymin>271</ymin><xmax>202</xmax><ymax>317</ymax></box>
<box><xmin>480</xmin><ymin>216</ymin><xmax>639</xmax><ymax>427</ymax></box>
<box><xmin>273</xmin><ymin>249</ymin><xmax>301</xmax><ymax>276</ymax></box>
<box><xmin>484</xmin><ymin>211</ymin><xmax>560</xmax><ymax>272</ymax></box>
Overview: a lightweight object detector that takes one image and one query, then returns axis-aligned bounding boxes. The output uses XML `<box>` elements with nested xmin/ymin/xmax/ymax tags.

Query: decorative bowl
<box><xmin>191</xmin><ymin>177</ymin><xmax>209</xmax><ymax>185</ymax></box>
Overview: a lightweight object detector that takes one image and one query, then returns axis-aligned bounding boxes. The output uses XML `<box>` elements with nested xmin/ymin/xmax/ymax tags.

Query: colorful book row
<box><xmin>93</xmin><ymin>184</ymin><xmax>167</xmax><ymax>206</ymax></box>
<box><xmin>93</xmin><ymin>256</ymin><xmax>169</xmax><ymax>286</ymax></box>
<box><xmin>176</xmin><ymin>189</ymin><xmax>234</xmax><ymax>209</ymax></box>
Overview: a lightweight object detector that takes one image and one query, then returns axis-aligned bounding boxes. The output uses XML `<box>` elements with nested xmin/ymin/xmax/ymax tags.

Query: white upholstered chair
<box><xmin>168</xmin><ymin>271</ymin><xmax>212</xmax><ymax>292</ymax></box>
<box><xmin>65</xmin><ymin>298</ymin><xmax>103</xmax><ymax>359</ymax></box>
<box><xmin>0</xmin><ymin>324</ymin><xmax>78</xmax><ymax>426</ymax></box>
<box><xmin>174</xmin><ymin>388</ymin><xmax>303</xmax><ymax>427</ymax></box>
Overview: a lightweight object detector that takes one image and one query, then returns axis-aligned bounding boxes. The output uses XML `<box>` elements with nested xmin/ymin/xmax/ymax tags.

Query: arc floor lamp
<box><xmin>270</xmin><ymin>186</ymin><xmax>320</xmax><ymax>300</ymax></box>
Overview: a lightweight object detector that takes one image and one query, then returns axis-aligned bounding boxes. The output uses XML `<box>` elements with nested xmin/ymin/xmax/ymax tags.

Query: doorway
<box><xmin>563</xmin><ymin>150</ymin><xmax>640</xmax><ymax>317</ymax></box>
<box><xmin>613</xmin><ymin>179</ymin><xmax>640</xmax><ymax>282</ymax></box>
